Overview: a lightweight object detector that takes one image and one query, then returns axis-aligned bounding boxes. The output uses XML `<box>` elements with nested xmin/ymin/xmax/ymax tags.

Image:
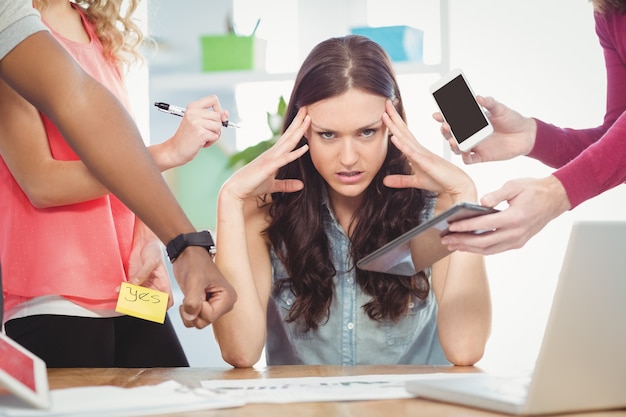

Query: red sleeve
<box><xmin>553</xmin><ymin>111</ymin><xmax>626</xmax><ymax>208</ymax></box>
<box><xmin>529</xmin><ymin>120</ymin><xmax>605</xmax><ymax>169</ymax></box>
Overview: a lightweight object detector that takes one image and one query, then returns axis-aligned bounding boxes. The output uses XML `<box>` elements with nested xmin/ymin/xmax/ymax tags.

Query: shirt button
<box><xmin>408</xmin><ymin>302</ymin><xmax>415</xmax><ymax>309</ymax></box>
<box><xmin>347</xmin><ymin>322</ymin><xmax>354</xmax><ymax>330</ymax></box>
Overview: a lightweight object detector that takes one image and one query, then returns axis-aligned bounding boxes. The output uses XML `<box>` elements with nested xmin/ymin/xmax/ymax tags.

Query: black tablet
<box><xmin>356</xmin><ymin>202</ymin><xmax>497</xmax><ymax>276</ymax></box>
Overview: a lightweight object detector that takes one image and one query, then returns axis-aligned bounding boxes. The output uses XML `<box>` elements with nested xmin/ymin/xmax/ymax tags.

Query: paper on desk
<box><xmin>0</xmin><ymin>380</ymin><xmax>244</xmax><ymax>417</ymax></box>
<box><xmin>201</xmin><ymin>373</ymin><xmax>458</xmax><ymax>404</ymax></box>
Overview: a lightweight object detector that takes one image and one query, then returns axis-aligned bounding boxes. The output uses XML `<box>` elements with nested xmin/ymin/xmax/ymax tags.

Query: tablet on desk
<box><xmin>0</xmin><ymin>332</ymin><xmax>50</xmax><ymax>409</ymax></box>
<box><xmin>356</xmin><ymin>202</ymin><xmax>497</xmax><ymax>276</ymax></box>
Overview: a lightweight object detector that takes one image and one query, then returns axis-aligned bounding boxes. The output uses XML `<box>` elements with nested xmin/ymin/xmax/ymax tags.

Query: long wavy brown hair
<box><xmin>266</xmin><ymin>35</ymin><xmax>432</xmax><ymax>332</ymax></box>
<box><xmin>33</xmin><ymin>0</ymin><xmax>143</xmax><ymax>69</ymax></box>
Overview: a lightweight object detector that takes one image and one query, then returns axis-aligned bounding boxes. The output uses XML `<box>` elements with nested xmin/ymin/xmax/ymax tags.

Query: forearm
<box><xmin>148</xmin><ymin>141</ymin><xmax>177</xmax><ymax>171</ymax></box>
<box><xmin>147</xmin><ymin>138</ymin><xmax>197</xmax><ymax>172</ymax></box>
<box><xmin>0</xmin><ymin>32</ymin><xmax>194</xmax><ymax>242</ymax></box>
<box><xmin>213</xmin><ymin>191</ymin><xmax>267</xmax><ymax>367</ymax></box>
<box><xmin>132</xmin><ymin>217</ymin><xmax>161</xmax><ymax>248</ymax></box>
<box><xmin>212</xmin><ymin>293</ymin><xmax>266</xmax><ymax>368</ymax></box>
<box><xmin>434</xmin><ymin>252</ymin><xmax>491</xmax><ymax>366</ymax></box>
<box><xmin>20</xmin><ymin>160</ymin><xmax>109</xmax><ymax>208</ymax></box>
<box><xmin>529</xmin><ymin>119</ymin><xmax>608</xmax><ymax>169</ymax></box>
<box><xmin>552</xmin><ymin>112</ymin><xmax>626</xmax><ymax>208</ymax></box>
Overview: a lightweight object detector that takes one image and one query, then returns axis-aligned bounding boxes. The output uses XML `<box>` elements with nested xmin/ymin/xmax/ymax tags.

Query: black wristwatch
<box><xmin>166</xmin><ymin>230</ymin><xmax>216</xmax><ymax>262</ymax></box>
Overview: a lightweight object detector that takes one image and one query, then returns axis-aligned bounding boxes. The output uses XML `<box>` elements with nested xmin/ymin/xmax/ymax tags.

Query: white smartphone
<box><xmin>430</xmin><ymin>69</ymin><xmax>492</xmax><ymax>152</ymax></box>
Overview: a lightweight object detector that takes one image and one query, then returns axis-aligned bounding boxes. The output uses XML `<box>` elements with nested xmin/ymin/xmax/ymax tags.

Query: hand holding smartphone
<box><xmin>430</xmin><ymin>69</ymin><xmax>492</xmax><ymax>152</ymax></box>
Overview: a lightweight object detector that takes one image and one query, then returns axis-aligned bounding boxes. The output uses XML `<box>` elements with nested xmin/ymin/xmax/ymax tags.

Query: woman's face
<box><xmin>306</xmin><ymin>88</ymin><xmax>389</xmax><ymax>206</ymax></box>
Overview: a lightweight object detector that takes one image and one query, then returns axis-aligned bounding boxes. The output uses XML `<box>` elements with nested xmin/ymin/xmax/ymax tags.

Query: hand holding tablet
<box><xmin>356</xmin><ymin>202</ymin><xmax>497</xmax><ymax>276</ymax></box>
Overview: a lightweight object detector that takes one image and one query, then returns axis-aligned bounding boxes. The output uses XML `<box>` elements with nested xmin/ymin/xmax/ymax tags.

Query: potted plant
<box><xmin>227</xmin><ymin>95</ymin><xmax>286</xmax><ymax>168</ymax></box>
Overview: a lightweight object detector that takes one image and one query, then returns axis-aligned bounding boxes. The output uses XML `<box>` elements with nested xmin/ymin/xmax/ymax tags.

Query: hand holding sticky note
<box><xmin>115</xmin><ymin>282</ymin><xmax>169</xmax><ymax>324</ymax></box>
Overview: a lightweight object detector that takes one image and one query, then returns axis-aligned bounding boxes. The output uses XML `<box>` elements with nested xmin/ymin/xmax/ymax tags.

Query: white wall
<box><xmin>124</xmin><ymin>1</ymin><xmax>149</xmax><ymax>142</ymax></box>
<box><xmin>143</xmin><ymin>0</ymin><xmax>626</xmax><ymax>370</ymax></box>
<box><xmin>444</xmin><ymin>0</ymin><xmax>626</xmax><ymax>374</ymax></box>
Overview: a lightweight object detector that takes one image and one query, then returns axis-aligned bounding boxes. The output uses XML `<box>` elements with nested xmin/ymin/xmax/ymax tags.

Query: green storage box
<box><xmin>200</xmin><ymin>35</ymin><xmax>266</xmax><ymax>72</ymax></box>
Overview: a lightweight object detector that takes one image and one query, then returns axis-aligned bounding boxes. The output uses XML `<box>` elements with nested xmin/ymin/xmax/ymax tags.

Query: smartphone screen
<box><xmin>431</xmin><ymin>70</ymin><xmax>491</xmax><ymax>151</ymax></box>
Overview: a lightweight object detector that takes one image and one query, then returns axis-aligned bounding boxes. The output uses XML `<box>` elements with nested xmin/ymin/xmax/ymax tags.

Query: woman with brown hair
<box><xmin>213</xmin><ymin>35</ymin><xmax>491</xmax><ymax>368</ymax></box>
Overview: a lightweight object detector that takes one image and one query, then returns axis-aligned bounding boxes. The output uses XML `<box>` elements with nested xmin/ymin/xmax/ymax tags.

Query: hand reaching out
<box><xmin>442</xmin><ymin>176</ymin><xmax>571</xmax><ymax>254</ymax></box>
<box><xmin>153</xmin><ymin>95</ymin><xmax>230</xmax><ymax>170</ymax></box>
<box><xmin>434</xmin><ymin>96</ymin><xmax>537</xmax><ymax>164</ymax></box>
<box><xmin>172</xmin><ymin>246</ymin><xmax>237</xmax><ymax>329</ymax></box>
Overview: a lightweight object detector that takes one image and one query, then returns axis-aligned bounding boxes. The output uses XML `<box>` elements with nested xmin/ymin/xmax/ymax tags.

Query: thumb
<box><xmin>480</xmin><ymin>181</ymin><xmax>519</xmax><ymax>207</ymax></box>
<box><xmin>477</xmin><ymin>95</ymin><xmax>494</xmax><ymax>111</ymax></box>
<box><xmin>189</xmin><ymin>94</ymin><xmax>220</xmax><ymax>113</ymax></box>
<box><xmin>462</xmin><ymin>151</ymin><xmax>484</xmax><ymax>165</ymax></box>
<box><xmin>129</xmin><ymin>257</ymin><xmax>159</xmax><ymax>286</ymax></box>
<box><xmin>180</xmin><ymin>297</ymin><xmax>203</xmax><ymax>322</ymax></box>
<box><xmin>273</xmin><ymin>179</ymin><xmax>305</xmax><ymax>193</ymax></box>
<box><xmin>383</xmin><ymin>174</ymin><xmax>417</xmax><ymax>189</ymax></box>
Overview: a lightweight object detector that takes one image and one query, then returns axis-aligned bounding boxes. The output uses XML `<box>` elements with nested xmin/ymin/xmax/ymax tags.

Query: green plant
<box><xmin>227</xmin><ymin>96</ymin><xmax>286</xmax><ymax>168</ymax></box>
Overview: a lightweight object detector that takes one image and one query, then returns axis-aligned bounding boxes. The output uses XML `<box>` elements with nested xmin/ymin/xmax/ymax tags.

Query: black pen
<box><xmin>154</xmin><ymin>102</ymin><xmax>240</xmax><ymax>128</ymax></box>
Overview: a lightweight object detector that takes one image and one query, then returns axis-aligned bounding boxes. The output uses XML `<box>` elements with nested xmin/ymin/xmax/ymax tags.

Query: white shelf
<box><xmin>150</xmin><ymin>70</ymin><xmax>295</xmax><ymax>93</ymax></box>
<box><xmin>150</xmin><ymin>0</ymin><xmax>449</xmax><ymax>94</ymax></box>
<box><xmin>150</xmin><ymin>61</ymin><xmax>448</xmax><ymax>93</ymax></box>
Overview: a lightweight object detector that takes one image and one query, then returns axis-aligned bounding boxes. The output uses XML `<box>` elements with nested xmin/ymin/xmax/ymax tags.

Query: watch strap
<box><xmin>166</xmin><ymin>230</ymin><xmax>216</xmax><ymax>262</ymax></box>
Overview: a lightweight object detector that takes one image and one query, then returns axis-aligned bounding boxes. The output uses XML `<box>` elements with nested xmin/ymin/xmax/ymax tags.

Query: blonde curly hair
<box><xmin>33</xmin><ymin>0</ymin><xmax>144</xmax><ymax>70</ymax></box>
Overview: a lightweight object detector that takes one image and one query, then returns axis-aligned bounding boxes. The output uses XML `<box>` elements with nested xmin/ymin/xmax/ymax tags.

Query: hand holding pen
<box><xmin>151</xmin><ymin>96</ymin><xmax>234</xmax><ymax>169</ymax></box>
<box><xmin>155</xmin><ymin>101</ymin><xmax>240</xmax><ymax>128</ymax></box>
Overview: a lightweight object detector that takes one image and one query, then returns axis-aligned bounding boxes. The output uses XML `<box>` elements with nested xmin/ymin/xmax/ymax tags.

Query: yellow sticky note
<box><xmin>115</xmin><ymin>282</ymin><xmax>169</xmax><ymax>324</ymax></box>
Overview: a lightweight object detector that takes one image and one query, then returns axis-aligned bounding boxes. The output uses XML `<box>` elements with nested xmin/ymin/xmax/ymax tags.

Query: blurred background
<box><xmin>124</xmin><ymin>0</ymin><xmax>626</xmax><ymax>372</ymax></box>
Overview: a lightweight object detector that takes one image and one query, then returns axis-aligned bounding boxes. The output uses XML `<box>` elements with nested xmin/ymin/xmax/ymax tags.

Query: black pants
<box><xmin>5</xmin><ymin>314</ymin><xmax>189</xmax><ymax>368</ymax></box>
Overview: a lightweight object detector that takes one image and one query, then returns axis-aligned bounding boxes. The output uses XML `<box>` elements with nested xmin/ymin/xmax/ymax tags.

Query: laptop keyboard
<box><xmin>479</xmin><ymin>375</ymin><xmax>531</xmax><ymax>403</ymax></box>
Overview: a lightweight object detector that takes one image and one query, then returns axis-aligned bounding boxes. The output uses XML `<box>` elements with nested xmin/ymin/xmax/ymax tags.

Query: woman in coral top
<box><xmin>0</xmin><ymin>0</ymin><xmax>230</xmax><ymax>367</ymax></box>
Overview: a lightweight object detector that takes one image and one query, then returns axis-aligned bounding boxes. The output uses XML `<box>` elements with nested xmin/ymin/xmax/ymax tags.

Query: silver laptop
<box><xmin>405</xmin><ymin>221</ymin><xmax>626</xmax><ymax>415</ymax></box>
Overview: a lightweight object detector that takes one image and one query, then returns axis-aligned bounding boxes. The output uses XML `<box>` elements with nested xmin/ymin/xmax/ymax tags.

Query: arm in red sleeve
<box><xmin>552</xmin><ymin>110</ymin><xmax>626</xmax><ymax>208</ymax></box>
<box><xmin>529</xmin><ymin>10</ymin><xmax>626</xmax><ymax>171</ymax></box>
<box><xmin>529</xmin><ymin>120</ymin><xmax>605</xmax><ymax>168</ymax></box>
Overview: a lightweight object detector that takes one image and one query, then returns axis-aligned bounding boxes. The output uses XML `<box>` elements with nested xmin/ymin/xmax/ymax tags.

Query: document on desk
<box><xmin>0</xmin><ymin>380</ymin><xmax>244</xmax><ymax>417</ymax></box>
<box><xmin>201</xmin><ymin>373</ymin><xmax>456</xmax><ymax>403</ymax></box>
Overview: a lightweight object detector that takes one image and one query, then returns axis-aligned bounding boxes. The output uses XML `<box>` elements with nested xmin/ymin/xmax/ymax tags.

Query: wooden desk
<box><xmin>47</xmin><ymin>366</ymin><xmax>626</xmax><ymax>417</ymax></box>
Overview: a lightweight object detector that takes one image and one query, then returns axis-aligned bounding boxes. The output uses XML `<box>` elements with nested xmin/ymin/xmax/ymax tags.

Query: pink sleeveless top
<box><xmin>0</xmin><ymin>5</ymin><xmax>135</xmax><ymax>311</ymax></box>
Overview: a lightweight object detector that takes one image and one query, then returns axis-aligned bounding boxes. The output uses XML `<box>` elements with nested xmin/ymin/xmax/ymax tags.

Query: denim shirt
<box><xmin>266</xmin><ymin>194</ymin><xmax>449</xmax><ymax>366</ymax></box>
